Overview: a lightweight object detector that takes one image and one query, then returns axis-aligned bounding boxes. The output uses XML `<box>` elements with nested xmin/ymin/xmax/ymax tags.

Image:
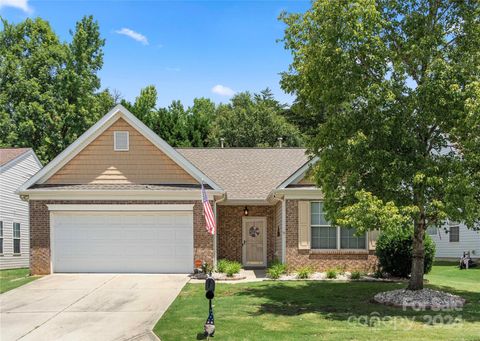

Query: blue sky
<box><xmin>0</xmin><ymin>0</ymin><xmax>310</xmax><ymax>107</ymax></box>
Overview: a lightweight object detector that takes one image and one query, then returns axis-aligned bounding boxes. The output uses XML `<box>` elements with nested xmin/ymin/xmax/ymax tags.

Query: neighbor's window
<box><xmin>13</xmin><ymin>222</ymin><xmax>20</xmax><ymax>254</ymax></box>
<box><xmin>0</xmin><ymin>221</ymin><xmax>3</xmax><ymax>254</ymax></box>
<box><xmin>310</xmin><ymin>202</ymin><xmax>366</xmax><ymax>250</ymax></box>
<box><xmin>340</xmin><ymin>228</ymin><xmax>366</xmax><ymax>249</ymax></box>
<box><xmin>311</xmin><ymin>202</ymin><xmax>337</xmax><ymax>249</ymax></box>
<box><xmin>449</xmin><ymin>226</ymin><xmax>460</xmax><ymax>242</ymax></box>
<box><xmin>114</xmin><ymin>131</ymin><xmax>129</xmax><ymax>151</ymax></box>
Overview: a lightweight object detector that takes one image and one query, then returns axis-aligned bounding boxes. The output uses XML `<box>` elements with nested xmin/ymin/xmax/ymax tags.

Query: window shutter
<box><xmin>368</xmin><ymin>230</ymin><xmax>380</xmax><ymax>250</ymax></box>
<box><xmin>298</xmin><ymin>201</ymin><xmax>311</xmax><ymax>250</ymax></box>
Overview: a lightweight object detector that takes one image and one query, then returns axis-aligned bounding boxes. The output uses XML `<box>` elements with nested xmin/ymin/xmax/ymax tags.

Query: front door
<box><xmin>242</xmin><ymin>217</ymin><xmax>267</xmax><ymax>267</ymax></box>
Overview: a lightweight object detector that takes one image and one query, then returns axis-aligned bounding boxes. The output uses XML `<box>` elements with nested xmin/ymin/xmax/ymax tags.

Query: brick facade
<box><xmin>285</xmin><ymin>200</ymin><xmax>377</xmax><ymax>272</ymax></box>
<box><xmin>29</xmin><ymin>200</ymin><xmax>213</xmax><ymax>275</ymax></box>
<box><xmin>30</xmin><ymin>198</ymin><xmax>376</xmax><ymax>275</ymax></box>
<box><xmin>217</xmin><ymin>205</ymin><xmax>275</xmax><ymax>265</ymax></box>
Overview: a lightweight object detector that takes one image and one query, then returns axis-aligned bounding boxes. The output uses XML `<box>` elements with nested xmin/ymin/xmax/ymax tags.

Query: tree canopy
<box><xmin>1</xmin><ymin>15</ymin><xmax>303</xmax><ymax>161</ymax></box>
<box><xmin>121</xmin><ymin>86</ymin><xmax>303</xmax><ymax>148</ymax></box>
<box><xmin>0</xmin><ymin>16</ymin><xmax>114</xmax><ymax>163</ymax></box>
<box><xmin>281</xmin><ymin>0</ymin><xmax>480</xmax><ymax>289</ymax></box>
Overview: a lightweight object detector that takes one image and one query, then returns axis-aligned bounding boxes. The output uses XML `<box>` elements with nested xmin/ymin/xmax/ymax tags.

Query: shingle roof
<box><xmin>177</xmin><ymin>148</ymin><xmax>310</xmax><ymax>200</ymax></box>
<box><xmin>0</xmin><ymin>148</ymin><xmax>31</xmax><ymax>167</ymax></box>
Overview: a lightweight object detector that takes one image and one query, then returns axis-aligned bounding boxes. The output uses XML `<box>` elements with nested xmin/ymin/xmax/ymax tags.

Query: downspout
<box><xmin>272</xmin><ymin>192</ymin><xmax>286</xmax><ymax>264</ymax></box>
<box><xmin>213</xmin><ymin>192</ymin><xmax>227</xmax><ymax>267</ymax></box>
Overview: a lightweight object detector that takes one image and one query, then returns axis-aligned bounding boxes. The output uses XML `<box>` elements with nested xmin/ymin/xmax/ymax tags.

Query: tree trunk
<box><xmin>408</xmin><ymin>218</ymin><xmax>426</xmax><ymax>290</ymax></box>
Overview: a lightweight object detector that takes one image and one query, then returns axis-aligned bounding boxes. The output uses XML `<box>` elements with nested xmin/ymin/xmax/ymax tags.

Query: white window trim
<box><xmin>114</xmin><ymin>131</ymin><xmax>129</xmax><ymax>151</ymax></box>
<box><xmin>13</xmin><ymin>222</ymin><xmax>21</xmax><ymax>255</ymax></box>
<box><xmin>310</xmin><ymin>201</ymin><xmax>368</xmax><ymax>251</ymax></box>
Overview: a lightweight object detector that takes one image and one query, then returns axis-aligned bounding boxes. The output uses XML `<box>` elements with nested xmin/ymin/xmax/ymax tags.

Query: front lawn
<box><xmin>154</xmin><ymin>263</ymin><xmax>480</xmax><ymax>340</ymax></box>
<box><xmin>0</xmin><ymin>268</ymin><xmax>39</xmax><ymax>294</ymax></box>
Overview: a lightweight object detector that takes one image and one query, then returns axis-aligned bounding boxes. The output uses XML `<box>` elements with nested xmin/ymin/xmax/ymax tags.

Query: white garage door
<box><xmin>51</xmin><ymin>209</ymin><xmax>193</xmax><ymax>273</ymax></box>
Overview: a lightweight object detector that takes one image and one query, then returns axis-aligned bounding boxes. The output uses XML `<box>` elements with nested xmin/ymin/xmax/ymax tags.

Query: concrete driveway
<box><xmin>0</xmin><ymin>274</ymin><xmax>188</xmax><ymax>341</ymax></box>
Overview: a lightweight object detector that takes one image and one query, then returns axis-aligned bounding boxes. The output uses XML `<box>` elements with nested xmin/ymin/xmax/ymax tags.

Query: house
<box><xmin>18</xmin><ymin>105</ymin><xmax>377</xmax><ymax>275</ymax></box>
<box><xmin>0</xmin><ymin>148</ymin><xmax>42</xmax><ymax>269</ymax></box>
<box><xmin>427</xmin><ymin>223</ymin><xmax>480</xmax><ymax>261</ymax></box>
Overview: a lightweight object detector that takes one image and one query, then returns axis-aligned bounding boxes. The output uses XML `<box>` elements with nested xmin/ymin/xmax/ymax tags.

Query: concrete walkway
<box><xmin>0</xmin><ymin>274</ymin><xmax>188</xmax><ymax>341</ymax></box>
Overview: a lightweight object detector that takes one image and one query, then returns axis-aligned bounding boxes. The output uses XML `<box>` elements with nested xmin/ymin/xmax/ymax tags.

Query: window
<box><xmin>449</xmin><ymin>226</ymin><xmax>460</xmax><ymax>242</ymax></box>
<box><xmin>426</xmin><ymin>226</ymin><xmax>437</xmax><ymax>236</ymax></box>
<box><xmin>310</xmin><ymin>202</ymin><xmax>366</xmax><ymax>250</ymax></box>
<box><xmin>114</xmin><ymin>131</ymin><xmax>129</xmax><ymax>151</ymax></box>
<box><xmin>0</xmin><ymin>221</ymin><xmax>3</xmax><ymax>254</ymax></box>
<box><xmin>311</xmin><ymin>202</ymin><xmax>337</xmax><ymax>249</ymax></box>
<box><xmin>341</xmin><ymin>228</ymin><xmax>366</xmax><ymax>249</ymax></box>
<box><xmin>13</xmin><ymin>222</ymin><xmax>20</xmax><ymax>254</ymax></box>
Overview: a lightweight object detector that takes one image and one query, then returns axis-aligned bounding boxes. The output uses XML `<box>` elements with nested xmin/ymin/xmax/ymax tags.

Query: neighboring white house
<box><xmin>0</xmin><ymin>148</ymin><xmax>42</xmax><ymax>269</ymax></box>
<box><xmin>427</xmin><ymin>223</ymin><xmax>480</xmax><ymax>261</ymax></box>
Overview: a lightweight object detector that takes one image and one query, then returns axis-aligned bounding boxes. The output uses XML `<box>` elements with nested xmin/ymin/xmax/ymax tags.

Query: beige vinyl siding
<box><xmin>274</xmin><ymin>201</ymin><xmax>282</xmax><ymax>261</ymax></box>
<box><xmin>0</xmin><ymin>152</ymin><xmax>42</xmax><ymax>269</ymax></box>
<box><xmin>46</xmin><ymin>118</ymin><xmax>198</xmax><ymax>185</ymax></box>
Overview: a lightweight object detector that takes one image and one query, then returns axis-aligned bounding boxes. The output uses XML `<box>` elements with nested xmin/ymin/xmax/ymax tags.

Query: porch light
<box><xmin>244</xmin><ymin>206</ymin><xmax>249</xmax><ymax>216</ymax></box>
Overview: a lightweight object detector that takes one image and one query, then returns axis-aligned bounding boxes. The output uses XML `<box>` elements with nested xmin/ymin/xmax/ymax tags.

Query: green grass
<box><xmin>154</xmin><ymin>262</ymin><xmax>480</xmax><ymax>341</ymax></box>
<box><xmin>0</xmin><ymin>268</ymin><xmax>39</xmax><ymax>294</ymax></box>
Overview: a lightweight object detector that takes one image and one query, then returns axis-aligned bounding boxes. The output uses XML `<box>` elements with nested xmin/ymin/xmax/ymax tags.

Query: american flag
<box><xmin>201</xmin><ymin>182</ymin><xmax>216</xmax><ymax>235</ymax></box>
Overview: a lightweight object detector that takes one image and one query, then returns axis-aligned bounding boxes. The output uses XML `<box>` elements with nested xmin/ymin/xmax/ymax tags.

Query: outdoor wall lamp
<box><xmin>244</xmin><ymin>206</ymin><xmax>249</xmax><ymax>216</ymax></box>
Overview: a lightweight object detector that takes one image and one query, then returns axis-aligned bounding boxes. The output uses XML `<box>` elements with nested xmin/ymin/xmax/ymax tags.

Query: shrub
<box><xmin>267</xmin><ymin>262</ymin><xmax>287</xmax><ymax>280</ymax></box>
<box><xmin>326</xmin><ymin>268</ymin><xmax>337</xmax><ymax>279</ymax></box>
<box><xmin>373</xmin><ymin>268</ymin><xmax>384</xmax><ymax>279</ymax></box>
<box><xmin>376</xmin><ymin>228</ymin><xmax>436</xmax><ymax>278</ymax></box>
<box><xmin>202</xmin><ymin>262</ymin><xmax>214</xmax><ymax>274</ymax></box>
<box><xmin>216</xmin><ymin>259</ymin><xmax>229</xmax><ymax>273</ymax></box>
<box><xmin>296</xmin><ymin>266</ymin><xmax>313</xmax><ymax>279</ymax></box>
<box><xmin>225</xmin><ymin>261</ymin><xmax>242</xmax><ymax>277</ymax></box>
<box><xmin>350</xmin><ymin>271</ymin><xmax>362</xmax><ymax>280</ymax></box>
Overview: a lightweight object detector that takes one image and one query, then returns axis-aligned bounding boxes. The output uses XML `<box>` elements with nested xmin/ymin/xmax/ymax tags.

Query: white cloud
<box><xmin>211</xmin><ymin>84</ymin><xmax>235</xmax><ymax>97</ymax></box>
<box><xmin>115</xmin><ymin>28</ymin><xmax>149</xmax><ymax>45</ymax></box>
<box><xmin>0</xmin><ymin>0</ymin><xmax>32</xmax><ymax>13</ymax></box>
<box><xmin>165</xmin><ymin>67</ymin><xmax>181</xmax><ymax>72</ymax></box>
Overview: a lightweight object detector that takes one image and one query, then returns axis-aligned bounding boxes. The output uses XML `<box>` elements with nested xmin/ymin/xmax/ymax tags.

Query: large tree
<box><xmin>0</xmin><ymin>16</ymin><xmax>113</xmax><ymax>163</ymax></box>
<box><xmin>281</xmin><ymin>0</ymin><xmax>480</xmax><ymax>289</ymax></box>
<box><xmin>211</xmin><ymin>89</ymin><xmax>302</xmax><ymax>147</ymax></box>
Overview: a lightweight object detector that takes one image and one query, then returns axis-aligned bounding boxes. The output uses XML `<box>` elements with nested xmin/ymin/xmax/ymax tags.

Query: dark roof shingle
<box><xmin>177</xmin><ymin>148</ymin><xmax>309</xmax><ymax>200</ymax></box>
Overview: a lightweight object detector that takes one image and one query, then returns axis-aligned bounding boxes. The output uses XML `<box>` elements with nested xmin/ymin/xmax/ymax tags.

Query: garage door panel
<box><xmin>52</xmin><ymin>210</ymin><xmax>194</xmax><ymax>273</ymax></box>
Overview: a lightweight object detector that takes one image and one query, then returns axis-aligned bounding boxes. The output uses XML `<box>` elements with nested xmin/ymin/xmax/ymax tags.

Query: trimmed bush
<box><xmin>350</xmin><ymin>271</ymin><xmax>362</xmax><ymax>280</ymax></box>
<box><xmin>225</xmin><ymin>261</ymin><xmax>242</xmax><ymax>277</ymax></box>
<box><xmin>326</xmin><ymin>269</ymin><xmax>337</xmax><ymax>279</ymax></box>
<box><xmin>216</xmin><ymin>259</ymin><xmax>229</xmax><ymax>273</ymax></box>
<box><xmin>267</xmin><ymin>262</ymin><xmax>287</xmax><ymax>280</ymax></box>
<box><xmin>376</xmin><ymin>228</ymin><xmax>436</xmax><ymax>278</ymax></box>
<box><xmin>296</xmin><ymin>266</ymin><xmax>313</xmax><ymax>279</ymax></box>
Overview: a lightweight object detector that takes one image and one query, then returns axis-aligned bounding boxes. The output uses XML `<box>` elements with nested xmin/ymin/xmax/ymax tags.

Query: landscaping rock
<box><xmin>373</xmin><ymin>288</ymin><xmax>466</xmax><ymax>310</ymax></box>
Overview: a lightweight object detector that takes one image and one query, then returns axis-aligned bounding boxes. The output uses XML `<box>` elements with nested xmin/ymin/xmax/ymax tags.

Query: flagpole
<box><xmin>201</xmin><ymin>179</ymin><xmax>217</xmax><ymax>268</ymax></box>
<box><xmin>213</xmin><ymin>200</ymin><xmax>217</xmax><ymax>268</ymax></box>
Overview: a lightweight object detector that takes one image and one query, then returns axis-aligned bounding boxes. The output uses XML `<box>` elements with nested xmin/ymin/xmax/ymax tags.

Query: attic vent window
<box><xmin>114</xmin><ymin>131</ymin><xmax>129</xmax><ymax>151</ymax></box>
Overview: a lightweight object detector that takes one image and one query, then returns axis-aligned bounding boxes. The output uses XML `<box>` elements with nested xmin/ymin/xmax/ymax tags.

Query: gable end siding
<box><xmin>45</xmin><ymin>118</ymin><xmax>198</xmax><ymax>185</ymax></box>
